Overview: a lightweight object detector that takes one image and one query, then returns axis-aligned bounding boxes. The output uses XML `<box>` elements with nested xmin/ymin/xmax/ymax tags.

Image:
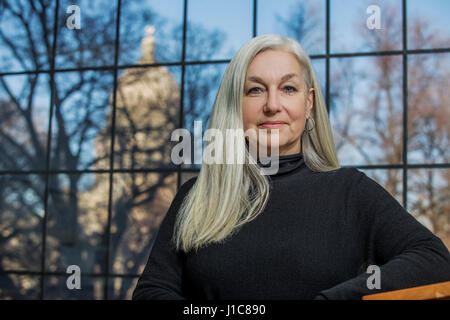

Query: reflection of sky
<box><xmin>331</xmin><ymin>0</ymin><xmax>450</xmax><ymax>52</ymax></box>
<box><xmin>0</xmin><ymin>1</ymin><xmax>447</xmax><ymax>239</ymax></box>
<box><xmin>187</xmin><ymin>0</ymin><xmax>252</xmax><ymax>60</ymax></box>
<box><xmin>258</xmin><ymin>0</ymin><xmax>326</xmax><ymax>55</ymax></box>
<box><xmin>330</xmin><ymin>55</ymin><xmax>404</xmax><ymax>166</ymax></box>
<box><xmin>408</xmin><ymin>0</ymin><xmax>450</xmax><ymax>46</ymax></box>
<box><xmin>0</xmin><ymin>0</ymin><xmax>448</xmax><ymax>168</ymax></box>
<box><xmin>152</xmin><ymin>0</ymin><xmax>450</xmax><ymax>57</ymax></box>
<box><xmin>1</xmin><ymin>0</ymin><xmax>449</xmax><ymax>73</ymax></box>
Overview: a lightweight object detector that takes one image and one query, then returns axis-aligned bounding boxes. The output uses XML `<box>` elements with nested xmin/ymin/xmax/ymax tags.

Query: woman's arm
<box><xmin>132</xmin><ymin>178</ymin><xmax>196</xmax><ymax>300</ymax></box>
<box><xmin>315</xmin><ymin>170</ymin><xmax>450</xmax><ymax>300</ymax></box>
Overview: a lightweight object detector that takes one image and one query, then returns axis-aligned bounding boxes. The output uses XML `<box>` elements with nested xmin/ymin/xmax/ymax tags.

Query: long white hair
<box><xmin>173</xmin><ymin>34</ymin><xmax>340</xmax><ymax>253</ymax></box>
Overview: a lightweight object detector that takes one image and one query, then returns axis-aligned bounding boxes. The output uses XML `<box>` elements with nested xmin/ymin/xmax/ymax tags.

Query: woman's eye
<box><xmin>284</xmin><ymin>86</ymin><xmax>297</xmax><ymax>93</ymax></box>
<box><xmin>248</xmin><ymin>87</ymin><xmax>263</xmax><ymax>94</ymax></box>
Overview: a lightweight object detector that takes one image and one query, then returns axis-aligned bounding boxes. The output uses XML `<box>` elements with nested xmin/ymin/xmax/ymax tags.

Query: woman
<box><xmin>132</xmin><ymin>34</ymin><xmax>450</xmax><ymax>300</ymax></box>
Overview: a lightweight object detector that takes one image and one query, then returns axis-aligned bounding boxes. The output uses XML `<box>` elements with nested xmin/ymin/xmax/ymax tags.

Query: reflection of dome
<box><xmin>78</xmin><ymin>27</ymin><xmax>180</xmax><ymax>293</ymax></box>
<box><xmin>100</xmin><ymin>25</ymin><xmax>180</xmax><ymax>168</ymax></box>
<box><xmin>116</xmin><ymin>24</ymin><xmax>179</xmax><ymax>157</ymax></box>
<box><xmin>141</xmin><ymin>25</ymin><xmax>156</xmax><ymax>64</ymax></box>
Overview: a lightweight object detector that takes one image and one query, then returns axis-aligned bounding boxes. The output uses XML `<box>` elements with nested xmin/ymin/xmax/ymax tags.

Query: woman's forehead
<box><xmin>245</xmin><ymin>50</ymin><xmax>303</xmax><ymax>81</ymax></box>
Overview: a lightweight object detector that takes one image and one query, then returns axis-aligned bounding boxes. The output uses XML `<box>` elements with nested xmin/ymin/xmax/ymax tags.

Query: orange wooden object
<box><xmin>362</xmin><ymin>281</ymin><xmax>450</xmax><ymax>300</ymax></box>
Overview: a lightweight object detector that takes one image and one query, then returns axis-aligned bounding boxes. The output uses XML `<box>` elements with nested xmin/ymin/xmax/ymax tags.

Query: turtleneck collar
<box><xmin>256</xmin><ymin>151</ymin><xmax>305</xmax><ymax>177</ymax></box>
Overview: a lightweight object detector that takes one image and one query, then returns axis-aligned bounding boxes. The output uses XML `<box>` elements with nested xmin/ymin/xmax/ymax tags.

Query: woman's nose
<box><xmin>264</xmin><ymin>88</ymin><xmax>281</xmax><ymax>113</ymax></box>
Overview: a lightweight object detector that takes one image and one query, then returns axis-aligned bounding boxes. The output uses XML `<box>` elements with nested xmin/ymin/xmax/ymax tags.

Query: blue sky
<box><xmin>150</xmin><ymin>0</ymin><xmax>450</xmax><ymax>58</ymax></box>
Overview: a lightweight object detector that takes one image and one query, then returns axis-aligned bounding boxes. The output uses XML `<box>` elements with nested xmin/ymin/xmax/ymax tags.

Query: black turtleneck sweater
<box><xmin>133</xmin><ymin>152</ymin><xmax>450</xmax><ymax>300</ymax></box>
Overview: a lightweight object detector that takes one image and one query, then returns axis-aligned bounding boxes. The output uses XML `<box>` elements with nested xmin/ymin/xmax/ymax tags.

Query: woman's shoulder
<box><xmin>309</xmin><ymin>166</ymin><xmax>371</xmax><ymax>193</ymax></box>
<box><xmin>323</xmin><ymin>167</ymin><xmax>399</xmax><ymax>204</ymax></box>
<box><xmin>316</xmin><ymin>166</ymin><xmax>365</xmax><ymax>181</ymax></box>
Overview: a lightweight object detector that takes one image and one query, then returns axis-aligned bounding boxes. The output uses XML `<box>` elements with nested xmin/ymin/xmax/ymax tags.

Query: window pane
<box><xmin>50</xmin><ymin>71</ymin><xmax>114</xmax><ymax>171</ymax></box>
<box><xmin>331</xmin><ymin>0</ymin><xmax>402</xmax><ymax>53</ymax></box>
<box><xmin>56</xmin><ymin>0</ymin><xmax>117</xmax><ymax>69</ymax></box>
<box><xmin>187</xmin><ymin>0</ymin><xmax>252</xmax><ymax>61</ymax></box>
<box><xmin>0</xmin><ymin>175</ymin><xmax>44</xmax><ymax>272</ymax></box>
<box><xmin>330</xmin><ymin>56</ymin><xmax>403</xmax><ymax>166</ymax></box>
<box><xmin>407</xmin><ymin>0</ymin><xmax>450</xmax><ymax>50</ymax></box>
<box><xmin>408</xmin><ymin>53</ymin><xmax>449</xmax><ymax>164</ymax></box>
<box><xmin>311</xmin><ymin>58</ymin><xmax>326</xmax><ymax>98</ymax></box>
<box><xmin>407</xmin><ymin>168</ymin><xmax>450</xmax><ymax>251</ymax></box>
<box><xmin>0</xmin><ymin>274</ymin><xmax>40</xmax><ymax>299</ymax></box>
<box><xmin>359</xmin><ymin>169</ymin><xmax>403</xmax><ymax>205</ymax></box>
<box><xmin>258</xmin><ymin>0</ymin><xmax>325</xmax><ymax>55</ymax></box>
<box><xmin>44</xmin><ymin>275</ymin><xmax>103</xmax><ymax>299</ymax></box>
<box><xmin>0</xmin><ymin>1</ymin><xmax>55</xmax><ymax>72</ymax></box>
<box><xmin>183</xmin><ymin>63</ymin><xmax>227</xmax><ymax>169</ymax></box>
<box><xmin>0</xmin><ymin>74</ymin><xmax>50</xmax><ymax>171</ymax></box>
<box><xmin>110</xmin><ymin>172</ymin><xmax>177</xmax><ymax>276</ymax></box>
<box><xmin>108</xmin><ymin>277</ymin><xmax>138</xmax><ymax>300</ymax></box>
<box><xmin>119</xmin><ymin>0</ymin><xmax>183</xmax><ymax>65</ymax></box>
<box><xmin>46</xmin><ymin>173</ymin><xmax>109</xmax><ymax>274</ymax></box>
<box><xmin>114</xmin><ymin>66</ymin><xmax>181</xmax><ymax>170</ymax></box>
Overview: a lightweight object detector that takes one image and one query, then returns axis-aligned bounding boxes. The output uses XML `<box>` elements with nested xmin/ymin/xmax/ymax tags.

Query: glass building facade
<box><xmin>0</xmin><ymin>0</ymin><xmax>448</xmax><ymax>299</ymax></box>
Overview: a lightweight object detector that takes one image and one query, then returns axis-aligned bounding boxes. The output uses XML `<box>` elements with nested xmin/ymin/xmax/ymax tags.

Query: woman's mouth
<box><xmin>258</xmin><ymin>121</ymin><xmax>286</xmax><ymax>129</ymax></box>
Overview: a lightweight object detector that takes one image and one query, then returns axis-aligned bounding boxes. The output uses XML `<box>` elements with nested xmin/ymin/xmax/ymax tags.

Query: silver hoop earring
<box><xmin>305</xmin><ymin>117</ymin><xmax>315</xmax><ymax>132</ymax></box>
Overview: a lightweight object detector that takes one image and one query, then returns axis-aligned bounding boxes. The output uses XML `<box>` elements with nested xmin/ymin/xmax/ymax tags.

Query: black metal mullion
<box><xmin>325</xmin><ymin>0</ymin><xmax>330</xmax><ymax>115</ymax></box>
<box><xmin>1</xmin><ymin>269</ymin><xmax>148</xmax><ymax>279</ymax></box>
<box><xmin>0</xmin><ymin>161</ymin><xmax>448</xmax><ymax>177</ymax></box>
<box><xmin>1</xmin><ymin>47</ymin><xmax>450</xmax><ymax>77</ymax></box>
<box><xmin>103</xmin><ymin>0</ymin><xmax>122</xmax><ymax>300</ymax></box>
<box><xmin>177</xmin><ymin>0</ymin><xmax>189</xmax><ymax>191</ymax></box>
<box><xmin>39</xmin><ymin>0</ymin><xmax>60</xmax><ymax>300</ymax></box>
<box><xmin>253</xmin><ymin>0</ymin><xmax>257</xmax><ymax>37</ymax></box>
<box><xmin>402</xmin><ymin>0</ymin><xmax>408</xmax><ymax>209</ymax></box>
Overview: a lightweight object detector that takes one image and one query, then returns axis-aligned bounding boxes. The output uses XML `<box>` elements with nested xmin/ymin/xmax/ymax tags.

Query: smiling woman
<box><xmin>242</xmin><ymin>49</ymin><xmax>315</xmax><ymax>156</ymax></box>
<box><xmin>133</xmin><ymin>35</ymin><xmax>450</xmax><ymax>300</ymax></box>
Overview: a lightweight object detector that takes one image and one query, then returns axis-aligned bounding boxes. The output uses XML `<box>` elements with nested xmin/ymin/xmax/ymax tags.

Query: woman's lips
<box><xmin>258</xmin><ymin>122</ymin><xmax>286</xmax><ymax>129</ymax></box>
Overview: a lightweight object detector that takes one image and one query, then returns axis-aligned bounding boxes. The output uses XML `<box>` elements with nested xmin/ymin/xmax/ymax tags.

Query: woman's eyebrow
<box><xmin>246</xmin><ymin>73</ymin><xmax>300</xmax><ymax>84</ymax></box>
<box><xmin>280</xmin><ymin>73</ymin><xmax>300</xmax><ymax>82</ymax></box>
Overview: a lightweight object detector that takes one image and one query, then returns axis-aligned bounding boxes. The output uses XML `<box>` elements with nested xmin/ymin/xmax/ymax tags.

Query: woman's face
<box><xmin>242</xmin><ymin>49</ymin><xmax>314</xmax><ymax>156</ymax></box>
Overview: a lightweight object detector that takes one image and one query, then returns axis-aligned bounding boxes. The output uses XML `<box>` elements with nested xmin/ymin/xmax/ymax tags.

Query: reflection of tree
<box><xmin>103</xmin><ymin>23</ymin><xmax>224</xmax><ymax>299</ymax></box>
<box><xmin>104</xmin><ymin>21</ymin><xmax>239</xmax><ymax>295</ymax></box>
<box><xmin>184</xmin><ymin>23</ymin><xmax>226</xmax><ymax>129</ymax></box>
<box><xmin>406</xmin><ymin>13</ymin><xmax>450</xmax><ymax>248</ymax></box>
<box><xmin>331</xmin><ymin>4</ymin><xmax>450</xmax><ymax>249</ymax></box>
<box><xmin>277</xmin><ymin>0</ymin><xmax>323</xmax><ymax>54</ymax></box>
<box><xmin>0</xmin><ymin>0</ymin><xmax>224</xmax><ymax>299</ymax></box>
<box><xmin>281</xmin><ymin>2</ymin><xmax>449</xmax><ymax>249</ymax></box>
